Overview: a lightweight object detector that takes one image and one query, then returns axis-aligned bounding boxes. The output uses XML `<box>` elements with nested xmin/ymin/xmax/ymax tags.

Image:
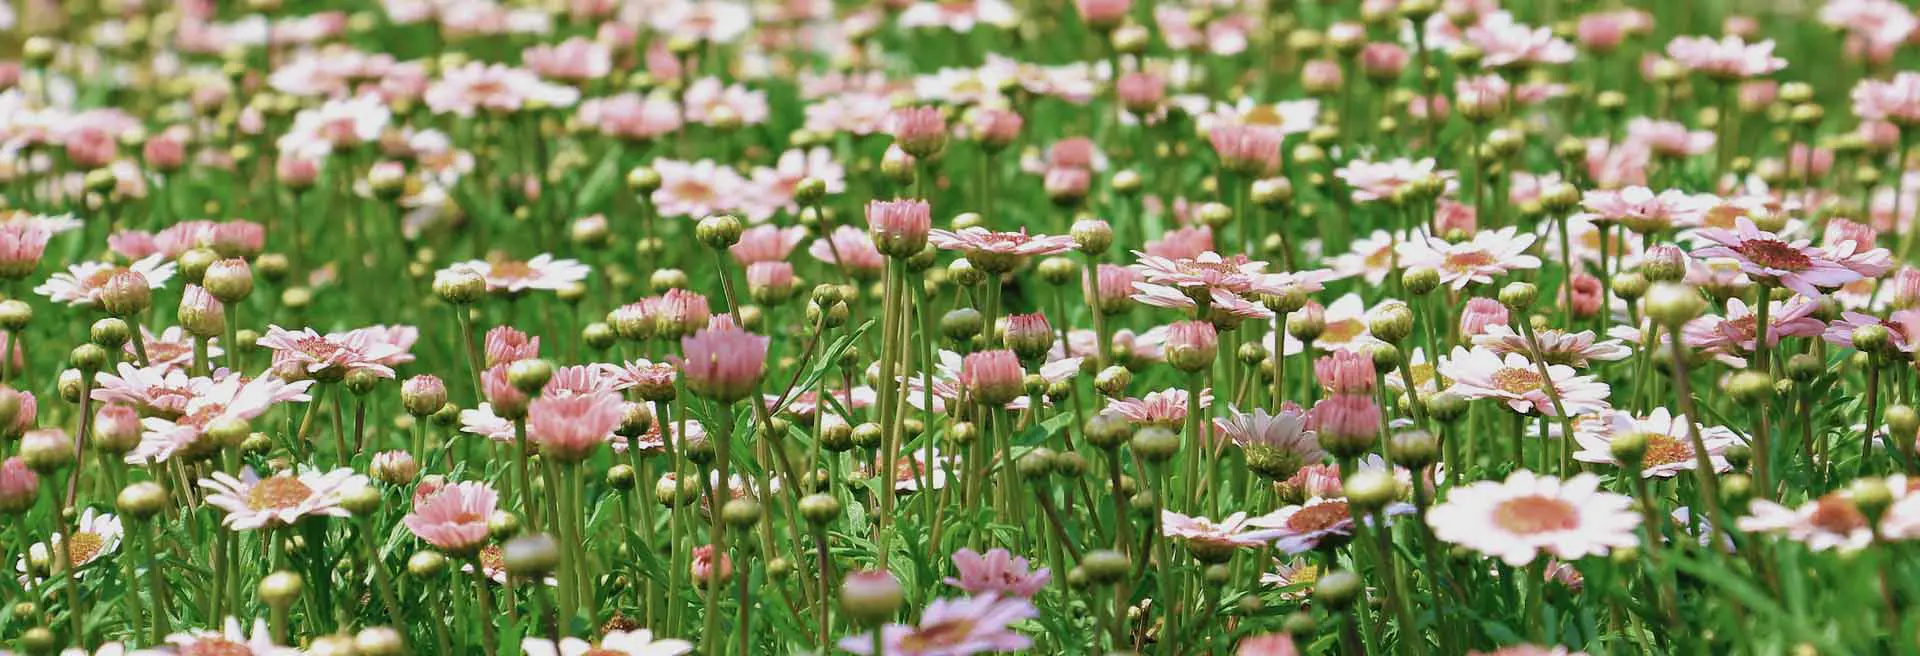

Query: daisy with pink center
<box><xmin>1471</xmin><ymin>325</ymin><xmax>1632</xmax><ymax>368</ymax></box>
<box><xmin>1109</xmin><ymin>388</ymin><xmax>1213</xmax><ymax>428</ymax></box>
<box><xmin>1625</xmin><ymin>118</ymin><xmax>1716</xmax><ymax>159</ymax></box>
<box><xmin>1333</xmin><ymin>157</ymin><xmax>1455</xmax><ymax>204</ymax></box>
<box><xmin>424</xmin><ymin>62</ymin><xmax>579</xmax><ymax>117</ymax></box>
<box><xmin>200</xmin><ymin>467</ymin><xmax>370</xmax><ymax>531</ymax></box>
<box><xmin>528</xmin><ymin>390</ymin><xmax>625</xmax><ymax>462</ymax></box>
<box><xmin>1738</xmin><ymin>492</ymin><xmax>1875</xmax><ymax>551</ymax></box>
<box><xmin>683</xmin><ymin>77</ymin><xmax>770</xmax><ymax>127</ymax></box>
<box><xmin>1572</xmin><ymin>408</ymin><xmax>1740</xmax><ymax>478</ymax></box>
<box><xmin>1665</xmin><ymin>34</ymin><xmax>1787</xmax><ymax>78</ymax></box>
<box><xmin>129</xmin><ymin>326</ymin><xmax>220</xmax><ymax>372</ymax></box>
<box><xmin>92</xmin><ymin>363</ymin><xmax>210</xmax><ymax>417</ymax></box>
<box><xmin>1163</xmin><ymin>510</ymin><xmax>1282</xmax><ymax>558</ymax></box>
<box><xmin>1440</xmin><ymin>346</ymin><xmax>1611</xmax><ymax>417</ymax></box>
<box><xmin>1681</xmin><ymin>296</ymin><xmax>1826</xmax><ymax>360</ymax></box>
<box><xmin>809</xmin><ymin>226</ymin><xmax>887</xmax><ymax>279</ymax></box>
<box><xmin>1851</xmin><ymin>72</ymin><xmax>1920</xmax><ymax>125</ymax></box>
<box><xmin>837</xmin><ymin>593</ymin><xmax>1035</xmax><ymax>656</ymax></box>
<box><xmin>1692</xmin><ymin>217</ymin><xmax>1876</xmax><ymax>298</ymax></box>
<box><xmin>1578</xmin><ymin>186</ymin><xmax>1714</xmax><ymax>234</ymax></box>
<box><xmin>403</xmin><ymin>481</ymin><xmax>496</xmax><ymax>555</ymax></box>
<box><xmin>132</xmin><ymin>374</ymin><xmax>316</xmax><ymax>464</ymax></box>
<box><xmin>929</xmin><ymin>227</ymin><xmax>1078</xmax><ymax>272</ymax></box>
<box><xmin>1250</xmin><ymin>496</ymin><xmax>1415</xmax><ymax>554</ymax></box>
<box><xmin>750</xmin><ymin>147</ymin><xmax>847</xmax><ymax>218</ymax></box>
<box><xmin>1214</xmin><ymin>405</ymin><xmax>1324</xmax><ymax>478</ymax></box>
<box><xmin>258</xmin><ymin>325</ymin><xmax>407</xmax><ymax>379</ymax></box>
<box><xmin>34</xmin><ymin>255</ymin><xmax>176</xmax><ymax>307</ymax></box>
<box><xmin>1130</xmin><ymin>251</ymin><xmax>1269</xmax><ymax>294</ymax></box>
<box><xmin>651</xmin><ymin>159</ymin><xmax>750</xmax><ymax>219</ymax></box>
<box><xmin>1394</xmin><ymin>227</ymin><xmax>1541</xmax><ymax>290</ymax></box>
<box><xmin>1427</xmin><ymin>470</ymin><xmax>1640</xmax><ymax>566</ymax></box>
<box><xmin>945</xmin><ymin>547</ymin><xmax>1051</xmax><ymax>598</ymax></box>
<box><xmin>578</xmin><ymin>92</ymin><xmax>684</xmax><ymax>142</ymax></box>
<box><xmin>1823</xmin><ymin>309</ymin><xmax>1920</xmax><ymax>353</ymax></box>
<box><xmin>445</xmin><ymin>254</ymin><xmax>590</xmax><ymax>294</ymax></box>
<box><xmin>165</xmin><ymin>618</ymin><xmax>302</xmax><ymax>655</ymax></box>
<box><xmin>1465</xmin><ymin>11</ymin><xmax>1576</xmax><ymax>68</ymax></box>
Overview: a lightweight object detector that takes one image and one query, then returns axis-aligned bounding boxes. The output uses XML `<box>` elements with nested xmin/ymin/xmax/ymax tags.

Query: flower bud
<box><xmin>115</xmin><ymin>480</ymin><xmax>166</xmax><ymax>519</ymax></box>
<box><xmin>696</xmin><ymin>214</ymin><xmax>745</xmax><ymax>250</ymax></box>
<box><xmin>1313</xmin><ymin>569</ymin><xmax>1364</xmax><ymax>608</ymax></box>
<box><xmin>1130</xmin><ymin>426</ymin><xmax>1180</xmax><ymax>462</ymax></box>
<box><xmin>841</xmin><ymin>569</ymin><xmax>905</xmax><ymax>624</ymax></box>
<box><xmin>1645</xmin><ymin>282</ymin><xmax>1706</xmax><ymax>327</ymax></box>
<box><xmin>401</xmin><ymin>375</ymin><xmax>448</xmax><ymax>417</ymax></box>
<box><xmin>1498</xmin><ymin>282</ymin><xmax>1538</xmax><ymax>311</ymax></box>
<box><xmin>434</xmin><ymin>269</ymin><xmax>486</xmax><ymax>304</ymax></box>
<box><xmin>407</xmin><ymin>551</ymin><xmax>447</xmax><ymax>578</ymax></box>
<box><xmin>203</xmin><ymin>258</ymin><xmax>253</xmax><ymax>303</ymax></box>
<box><xmin>1071</xmin><ymin>219</ymin><xmax>1114</xmax><ymax>255</ymax></box>
<box><xmin>1367</xmin><ymin>303</ymin><xmax>1415</xmax><ymax>343</ymax></box>
<box><xmin>260</xmin><ymin>571</ymin><xmax>304</xmax><ymax>607</ymax></box>
<box><xmin>177</xmin><ymin>286</ymin><xmax>226</xmax><ymax>338</ymax></box>
<box><xmin>799</xmin><ymin>493</ymin><xmax>842</xmax><ymax>524</ymax></box>
<box><xmin>504</xmin><ymin>533</ymin><xmax>561</xmax><ymax>576</ymax></box>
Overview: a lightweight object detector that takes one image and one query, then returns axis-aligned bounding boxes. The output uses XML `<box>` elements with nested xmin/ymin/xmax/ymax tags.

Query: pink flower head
<box><xmin>1435</xmin><ymin>199</ymin><xmax>1478</xmax><ymax>235</ymax></box>
<box><xmin>522</xmin><ymin>37</ymin><xmax>611</xmax><ymax>82</ymax></box>
<box><xmin>1092</xmin><ymin>264</ymin><xmax>1141</xmax><ymax>312</ymax></box>
<box><xmin>482</xmin><ymin>365</ymin><xmax>529</xmax><ymax>418</ymax></box>
<box><xmin>1334</xmin><ymin>157</ymin><xmax>1454</xmax><ymax>204</ymax></box>
<box><xmin>0</xmin><ymin>222</ymin><xmax>50</xmax><ymax>279</ymax></box>
<box><xmin>838</xmin><ymin>593</ymin><xmax>1036</xmax><ymax>656</ymax></box>
<box><xmin>485</xmin><ymin>326</ymin><xmax>540</xmax><ymax>367</ymax></box>
<box><xmin>680</xmin><ymin>324</ymin><xmax>769</xmax><ymax>403</ymax></box>
<box><xmin>1852</xmin><ymin>72</ymin><xmax>1920</xmax><ymax>126</ymax></box>
<box><xmin>1467</xmin><ymin>12</ymin><xmax>1576</xmax><ymax>68</ymax></box>
<box><xmin>692</xmin><ymin>544</ymin><xmax>733</xmax><ymax>585</ymax></box>
<box><xmin>729</xmin><ymin>225</ymin><xmax>807</xmax><ymax>265</ymax></box>
<box><xmin>1144</xmin><ymin>227</ymin><xmax>1215</xmax><ymax>260</ymax></box>
<box><xmin>579</xmin><ymin>92</ymin><xmax>684</xmax><ymax>141</ymax></box>
<box><xmin>746</xmin><ymin>262</ymin><xmax>796</xmax><ymax>303</ymax></box>
<box><xmin>966</xmin><ymin>108</ymin><xmax>1024</xmax><ymax>150</ymax></box>
<box><xmin>867</xmin><ymin>199</ymin><xmax>933</xmax><ymax>257</ymax></box>
<box><xmin>928</xmin><ymin>227</ymin><xmax>1077</xmax><ymax>273</ymax></box>
<box><xmin>1238</xmin><ymin>633</ymin><xmax>1302</xmax><ymax>656</ymax></box>
<box><xmin>1310</xmin><ymin>394</ymin><xmax>1381</xmax><ymax>442</ymax></box>
<box><xmin>889</xmin><ymin>106</ymin><xmax>948</xmax><ymax>158</ymax></box>
<box><xmin>1890</xmin><ymin>268</ymin><xmax>1920</xmax><ymax>308</ymax></box>
<box><xmin>961</xmin><ymin>350</ymin><xmax>1026</xmax><ymax>405</ymax></box>
<box><xmin>810</xmin><ymin>226</ymin><xmax>886</xmax><ymax>279</ymax></box>
<box><xmin>200</xmin><ymin>467</ymin><xmax>369</xmax><ymax>531</ymax></box>
<box><xmin>1665</xmin><ymin>35</ymin><xmax>1787</xmax><ymax>78</ymax></box>
<box><xmin>449</xmin><ymin>254</ymin><xmax>590</xmax><ymax>294</ymax></box>
<box><xmin>1579</xmin><ymin>186</ymin><xmax>1711</xmax><ymax>233</ymax></box>
<box><xmin>1567</xmin><ymin>273</ymin><xmax>1604</xmax><ymax>319</ymax></box>
<box><xmin>1074</xmin><ymin>0</ymin><xmax>1130</xmax><ymax>29</ymax></box>
<box><xmin>403</xmin><ymin>481</ymin><xmax>497</xmax><ymax>555</ymax></box>
<box><xmin>1116</xmin><ymin>72</ymin><xmax>1167</xmax><ymax>114</ymax></box>
<box><xmin>1315</xmin><ymin>349</ymin><xmax>1376</xmax><ymax>394</ymax></box>
<box><xmin>945</xmin><ymin>547</ymin><xmax>1051</xmax><ymax>597</ymax></box>
<box><xmin>1692</xmin><ymin>217</ymin><xmax>1876</xmax><ymax>298</ymax></box>
<box><xmin>258</xmin><ymin>325</ymin><xmax>405</xmax><ymax>379</ymax></box>
<box><xmin>0</xmin><ymin>457</ymin><xmax>37</xmax><ymax>513</ymax></box>
<box><xmin>1455</xmin><ymin>74</ymin><xmax>1511</xmax><ymax>119</ymax></box>
<box><xmin>1164</xmin><ymin>320</ymin><xmax>1220</xmax><ymax>369</ymax></box>
<box><xmin>1110</xmin><ymin>388</ymin><xmax>1211</xmax><ymax>428</ymax></box>
<box><xmin>1358</xmin><ymin>42</ymin><xmax>1410</xmax><ymax>79</ymax></box>
<box><xmin>652</xmin><ymin>288</ymin><xmax>713</xmax><ymax>338</ymax></box>
<box><xmin>528</xmin><ymin>390</ymin><xmax>623</xmax><ymax>462</ymax></box>
<box><xmin>1208</xmin><ymin>124</ymin><xmax>1283</xmax><ymax>175</ymax></box>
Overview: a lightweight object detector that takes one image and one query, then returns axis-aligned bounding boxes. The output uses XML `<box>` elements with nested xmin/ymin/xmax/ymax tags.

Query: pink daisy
<box><xmin>200</xmin><ymin>467</ymin><xmax>370</xmax><ymax>531</ymax></box>
<box><xmin>34</xmin><ymin>256</ymin><xmax>176</xmax><ymax>307</ymax></box>
<box><xmin>1440</xmin><ymin>346</ymin><xmax>1611</xmax><ymax>417</ymax></box>
<box><xmin>446</xmin><ymin>254</ymin><xmax>590</xmax><ymax>294</ymax></box>
<box><xmin>1692</xmin><ymin>217</ymin><xmax>1875</xmax><ymax>298</ymax></box>
<box><xmin>1572</xmin><ymin>408</ymin><xmax>1740</xmax><ymax>478</ymax></box>
<box><xmin>944</xmin><ymin>548</ymin><xmax>1051</xmax><ymax>598</ymax></box>
<box><xmin>1427</xmin><ymin>470</ymin><xmax>1640</xmax><ymax>566</ymax></box>
<box><xmin>1394</xmin><ymin>227</ymin><xmax>1541</xmax><ymax>290</ymax></box>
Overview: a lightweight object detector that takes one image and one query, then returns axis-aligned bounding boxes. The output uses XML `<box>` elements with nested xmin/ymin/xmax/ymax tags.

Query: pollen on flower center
<box><xmin>84</xmin><ymin>267</ymin><xmax>128</xmax><ymax>288</ymax></box>
<box><xmin>1491</xmin><ymin>367</ymin><xmax>1544</xmax><ymax>395</ymax></box>
<box><xmin>1285</xmin><ymin>501</ymin><xmax>1352</xmax><ymax>532</ymax></box>
<box><xmin>1640</xmin><ymin>434</ymin><xmax>1692</xmax><ymax>468</ymax></box>
<box><xmin>490</xmin><ymin>260</ymin><xmax>533</xmax><ymax>281</ymax></box>
<box><xmin>1808</xmin><ymin>495</ymin><xmax>1867</xmax><ymax>534</ymax></box>
<box><xmin>900</xmin><ymin>619</ymin><xmax>980</xmax><ymax>650</ymax></box>
<box><xmin>293</xmin><ymin>336</ymin><xmax>343</xmax><ymax>360</ymax></box>
<box><xmin>66</xmin><ymin>531</ymin><xmax>104</xmax><ymax>565</ymax></box>
<box><xmin>247</xmin><ymin>476</ymin><xmax>315</xmax><ymax>511</ymax></box>
<box><xmin>179</xmin><ymin>638</ymin><xmax>252</xmax><ymax>656</ymax></box>
<box><xmin>1736</xmin><ymin>239</ymin><xmax>1813</xmax><ymax>271</ymax></box>
<box><xmin>583</xmin><ymin>649</ymin><xmax>626</xmax><ymax>656</ymax></box>
<box><xmin>1443</xmin><ymin>250</ymin><xmax>1495</xmax><ymax>271</ymax></box>
<box><xmin>1492</xmin><ymin>496</ymin><xmax>1580</xmax><ymax>534</ymax></box>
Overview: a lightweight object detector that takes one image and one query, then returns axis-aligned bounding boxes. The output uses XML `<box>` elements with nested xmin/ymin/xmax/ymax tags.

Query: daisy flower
<box><xmin>651</xmin><ymin>159</ymin><xmax>750</xmax><ymax>219</ymax></box>
<box><xmin>838</xmin><ymin>593</ymin><xmax>1035</xmax><ymax>655</ymax></box>
<box><xmin>1577</xmin><ymin>186</ymin><xmax>1713</xmax><ymax>234</ymax></box>
<box><xmin>424</xmin><ymin>62</ymin><xmax>579</xmax><ymax>116</ymax></box>
<box><xmin>17</xmin><ymin>508</ymin><xmax>121</xmax><ymax>578</ymax></box>
<box><xmin>1571</xmin><ymin>408</ymin><xmax>1741</xmax><ymax>478</ymax></box>
<box><xmin>928</xmin><ymin>227</ymin><xmax>1077</xmax><ymax>272</ymax></box>
<box><xmin>1471</xmin><ymin>325</ymin><xmax>1632</xmax><ymax>367</ymax></box>
<box><xmin>257</xmin><ymin>325</ymin><xmax>408</xmax><ymax>379</ymax></box>
<box><xmin>92</xmin><ymin>363</ymin><xmax>212</xmax><ymax>417</ymax></box>
<box><xmin>1427</xmin><ymin>470</ymin><xmax>1640</xmax><ymax>566</ymax></box>
<box><xmin>1823</xmin><ymin>309</ymin><xmax>1920</xmax><ymax>353</ymax></box>
<box><xmin>1739</xmin><ymin>492</ymin><xmax>1875</xmax><ymax>551</ymax></box>
<box><xmin>1333</xmin><ymin>157</ymin><xmax>1455</xmax><ymax>204</ymax></box>
<box><xmin>131</xmin><ymin>374</ymin><xmax>314</xmax><ymax>464</ymax></box>
<box><xmin>1441</xmin><ymin>346</ymin><xmax>1612</xmax><ymax>416</ymax></box>
<box><xmin>1331</xmin><ymin>230</ymin><xmax>1405</xmax><ymax>286</ymax></box>
<box><xmin>129</xmin><ymin>326</ymin><xmax>220</xmax><ymax>372</ymax></box>
<box><xmin>199</xmin><ymin>467</ymin><xmax>370</xmax><ymax>530</ymax></box>
<box><xmin>1162</xmin><ymin>510</ymin><xmax>1280</xmax><ymax>558</ymax></box>
<box><xmin>1665</xmin><ymin>34</ymin><xmax>1787</xmax><ymax>78</ymax></box>
<box><xmin>1692</xmin><ymin>217</ymin><xmax>1873</xmax><ymax>298</ymax></box>
<box><xmin>1394</xmin><ymin>227</ymin><xmax>1541</xmax><ymax>291</ymax></box>
<box><xmin>809</xmin><ymin>226</ymin><xmax>886</xmax><ymax>279</ymax></box>
<box><xmin>521</xmin><ymin>630</ymin><xmax>692</xmax><ymax>656</ymax></box>
<box><xmin>1681</xmin><ymin>296</ymin><xmax>1826</xmax><ymax>358</ymax></box>
<box><xmin>164</xmin><ymin>618</ymin><xmax>302</xmax><ymax>655</ymax></box>
<box><xmin>446</xmin><ymin>254</ymin><xmax>590</xmax><ymax>294</ymax></box>
<box><xmin>1213</xmin><ymin>406</ymin><xmax>1325</xmax><ymax>478</ymax></box>
<box><xmin>945</xmin><ymin>547</ymin><xmax>1051</xmax><ymax>598</ymax></box>
<box><xmin>1248</xmin><ymin>497</ymin><xmax>1413</xmax><ymax>554</ymax></box>
<box><xmin>1109</xmin><ymin>388</ymin><xmax>1212</xmax><ymax>428</ymax></box>
<box><xmin>34</xmin><ymin>255</ymin><xmax>176</xmax><ymax>307</ymax></box>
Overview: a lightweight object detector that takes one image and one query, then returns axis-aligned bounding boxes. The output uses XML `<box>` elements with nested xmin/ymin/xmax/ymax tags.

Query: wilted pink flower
<box><xmin>1310</xmin><ymin>394</ymin><xmax>1381</xmax><ymax>442</ymax></box>
<box><xmin>1315</xmin><ymin>349</ymin><xmax>1375</xmax><ymax>394</ymax></box>
<box><xmin>961</xmin><ymin>350</ymin><xmax>1026</xmax><ymax>405</ymax></box>
<box><xmin>691</xmin><ymin>544</ymin><xmax>733</xmax><ymax>585</ymax></box>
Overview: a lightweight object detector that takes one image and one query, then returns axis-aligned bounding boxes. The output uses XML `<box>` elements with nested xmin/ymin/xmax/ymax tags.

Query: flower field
<box><xmin>1</xmin><ymin>0</ymin><xmax>1919</xmax><ymax>654</ymax></box>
